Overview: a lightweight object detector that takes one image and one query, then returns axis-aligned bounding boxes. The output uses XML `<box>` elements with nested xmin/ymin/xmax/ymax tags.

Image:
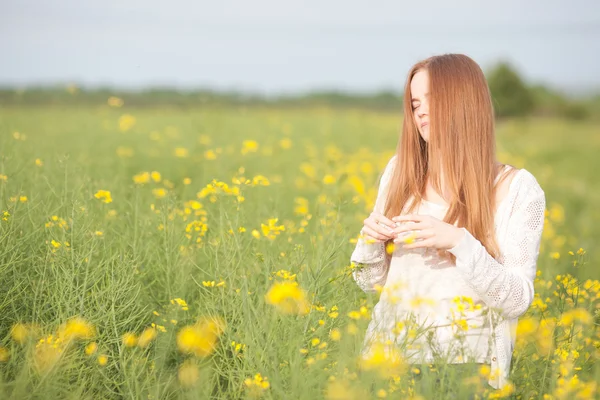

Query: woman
<box><xmin>350</xmin><ymin>54</ymin><xmax>545</xmax><ymax>391</ymax></box>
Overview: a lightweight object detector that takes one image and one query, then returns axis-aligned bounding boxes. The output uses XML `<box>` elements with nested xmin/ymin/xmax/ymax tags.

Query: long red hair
<box><xmin>385</xmin><ymin>54</ymin><xmax>505</xmax><ymax>260</ymax></box>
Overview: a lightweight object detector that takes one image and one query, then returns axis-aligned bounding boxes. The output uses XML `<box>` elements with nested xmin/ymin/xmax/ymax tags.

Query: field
<box><xmin>0</xmin><ymin>105</ymin><xmax>598</xmax><ymax>399</ymax></box>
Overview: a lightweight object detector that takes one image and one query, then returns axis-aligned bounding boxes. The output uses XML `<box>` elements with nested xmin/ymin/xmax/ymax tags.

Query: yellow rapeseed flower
<box><xmin>152</xmin><ymin>188</ymin><xmax>167</xmax><ymax>199</ymax></box>
<box><xmin>94</xmin><ymin>190</ymin><xmax>113</xmax><ymax>204</ymax></box>
<box><xmin>35</xmin><ymin>158</ymin><xmax>43</xmax><ymax>167</ymax></box>
<box><xmin>241</xmin><ymin>140</ymin><xmax>259</xmax><ymax>155</ymax></box>
<box><xmin>97</xmin><ymin>354</ymin><xmax>108</xmax><ymax>366</ymax></box>
<box><xmin>151</xmin><ymin>171</ymin><xmax>162</xmax><ymax>182</ymax></box>
<box><xmin>118</xmin><ymin>114</ymin><xmax>136</xmax><ymax>132</ymax></box>
<box><xmin>137</xmin><ymin>327</ymin><xmax>157</xmax><ymax>348</ymax></box>
<box><xmin>279</xmin><ymin>138</ymin><xmax>292</xmax><ymax>149</ymax></box>
<box><xmin>359</xmin><ymin>342</ymin><xmax>407</xmax><ymax>379</ymax></box>
<box><xmin>10</xmin><ymin>323</ymin><xmax>32</xmax><ymax>344</ymax></box>
<box><xmin>122</xmin><ymin>332</ymin><xmax>138</xmax><ymax>347</ymax></box>
<box><xmin>322</xmin><ymin>175</ymin><xmax>336</xmax><ymax>185</ymax></box>
<box><xmin>0</xmin><ymin>346</ymin><xmax>9</xmax><ymax>362</ymax></box>
<box><xmin>176</xmin><ymin>317</ymin><xmax>226</xmax><ymax>357</ymax></box>
<box><xmin>178</xmin><ymin>360</ymin><xmax>200</xmax><ymax>388</ymax></box>
<box><xmin>116</xmin><ymin>146</ymin><xmax>134</xmax><ymax>158</ymax></box>
<box><xmin>329</xmin><ymin>329</ymin><xmax>341</xmax><ymax>341</ymax></box>
<box><xmin>85</xmin><ymin>342</ymin><xmax>98</xmax><ymax>356</ymax></box>
<box><xmin>265</xmin><ymin>281</ymin><xmax>310</xmax><ymax>315</ymax></box>
<box><xmin>133</xmin><ymin>172</ymin><xmax>151</xmax><ymax>184</ymax></box>
<box><xmin>244</xmin><ymin>373</ymin><xmax>270</xmax><ymax>398</ymax></box>
<box><xmin>204</xmin><ymin>149</ymin><xmax>218</xmax><ymax>160</ymax></box>
<box><xmin>174</xmin><ymin>147</ymin><xmax>189</xmax><ymax>158</ymax></box>
<box><xmin>34</xmin><ymin>340</ymin><xmax>63</xmax><ymax>374</ymax></box>
<box><xmin>58</xmin><ymin>317</ymin><xmax>95</xmax><ymax>342</ymax></box>
<box><xmin>107</xmin><ymin>96</ymin><xmax>124</xmax><ymax>107</ymax></box>
<box><xmin>252</xmin><ymin>175</ymin><xmax>270</xmax><ymax>186</ymax></box>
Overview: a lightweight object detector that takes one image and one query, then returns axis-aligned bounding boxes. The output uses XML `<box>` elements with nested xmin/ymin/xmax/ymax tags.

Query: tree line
<box><xmin>0</xmin><ymin>62</ymin><xmax>598</xmax><ymax>120</ymax></box>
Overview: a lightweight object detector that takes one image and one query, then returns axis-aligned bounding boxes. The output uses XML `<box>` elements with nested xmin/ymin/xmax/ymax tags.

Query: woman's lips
<box><xmin>421</xmin><ymin>122</ymin><xmax>429</xmax><ymax>128</ymax></box>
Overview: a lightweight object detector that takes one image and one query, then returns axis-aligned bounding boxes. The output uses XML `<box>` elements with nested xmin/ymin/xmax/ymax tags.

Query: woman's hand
<box><xmin>391</xmin><ymin>214</ymin><xmax>464</xmax><ymax>250</ymax></box>
<box><xmin>360</xmin><ymin>211</ymin><xmax>396</xmax><ymax>243</ymax></box>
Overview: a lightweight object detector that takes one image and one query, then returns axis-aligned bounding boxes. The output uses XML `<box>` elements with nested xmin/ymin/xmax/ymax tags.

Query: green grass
<box><xmin>0</xmin><ymin>106</ymin><xmax>598</xmax><ymax>399</ymax></box>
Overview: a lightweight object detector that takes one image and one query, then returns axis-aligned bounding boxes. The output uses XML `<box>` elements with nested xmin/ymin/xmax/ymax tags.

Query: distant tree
<box><xmin>487</xmin><ymin>62</ymin><xmax>534</xmax><ymax>118</ymax></box>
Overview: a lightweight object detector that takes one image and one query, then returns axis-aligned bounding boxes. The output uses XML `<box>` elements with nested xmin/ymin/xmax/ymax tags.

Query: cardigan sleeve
<box><xmin>350</xmin><ymin>155</ymin><xmax>396</xmax><ymax>293</ymax></box>
<box><xmin>448</xmin><ymin>170</ymin><xmax>546</xmax><ymax>320</ymax></box>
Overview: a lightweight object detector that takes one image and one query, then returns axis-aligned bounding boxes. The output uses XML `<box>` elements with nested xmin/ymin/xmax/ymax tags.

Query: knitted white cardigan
<box><xmin>350</xmin><ymin>156</ymin><xmax>546</xmax><ymax>389</ymax></box>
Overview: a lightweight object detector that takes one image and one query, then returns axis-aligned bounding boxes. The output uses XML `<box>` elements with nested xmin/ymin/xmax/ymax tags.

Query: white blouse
<box><xmin>350</xmin><ymin>156</ymin><xmax>546</xmax><ymax>389</ymax></box>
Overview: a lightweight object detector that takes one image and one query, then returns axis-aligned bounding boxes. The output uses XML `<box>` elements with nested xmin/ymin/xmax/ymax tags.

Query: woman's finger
<box><xmin>392</xmin><ymin>214</ymin><xmax>426</xmax><ymax>223</ymax></box>
<box><xmin>393</xmin><ymin>222</ymin><xmax>429</xmax><ymax>234</ymax></box>
<box><xmin>402</xmin><ymin>236</ymin><xmax>437</xmax><ymax>249</ymax></box>
<box><xmin>362</xmin><ymin>225</ymin><xmax>392</xmax><ymax>242</ymax></box>
<box><xmin>370</xmin><ymin>212</ymin><xmax>395</xmax><ymax>230</ymax></box>
<box><xmin>393</xmin><ymin>228</ymin><xmax>435</xmax><ymax>244</ymax></box>
<box><xmin>364</xmin><ymin>218</ymin><xmax>395</xmax><ymax>237</ymax></box>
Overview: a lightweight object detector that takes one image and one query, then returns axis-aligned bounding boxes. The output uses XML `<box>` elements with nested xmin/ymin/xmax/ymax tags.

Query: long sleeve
<box><xmin>448</xmin><ymin>170</ymin><xmax>546</xmax><ymax>320</ymax></box>
<box><xmin>350</xmin><ymin>155</ymin><xmax>397</xmax><ymax>293</ymax></box>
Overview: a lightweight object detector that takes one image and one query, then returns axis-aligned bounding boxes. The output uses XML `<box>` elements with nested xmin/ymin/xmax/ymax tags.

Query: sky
<box><xmin>1</xmin><ymin>0</ymin><xmax>599</xmax><ymax>95</ymax></box>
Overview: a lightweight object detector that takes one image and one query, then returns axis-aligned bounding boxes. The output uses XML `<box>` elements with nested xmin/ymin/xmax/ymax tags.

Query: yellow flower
<box><xmin>116</xmin><ymin>146</ymin><xmax>134</xmax><ymax>158</ymax></box>
<box><xmin>279</xmin><ymin>138</ymin><xmax>292</xmax><ymax>149</ymax></box>
<box><xmin>174</xmin><ymin>147</ymin><xmax>189</xmax><ymax>158</ymax></box>
<box><xmin>35</xmin><ymin>158</ymin><xmax>43</xmax><ymax>167</ymax></box>
<box><xmin>94</xmin><ymin>190</ymin><xmax>113</xmax><ymax>204</ymax></box>
<box><xmin>51</xmin><ymin>240</ymin><xmax>62</xmax><ymax>248</ymax></box>
<box><xmin>11</xmin><ymin>323</ymin><xmax>32</xmax><ymax>344</ymax></box>
<box><xmin>198</xmin><ymin>135</ymin><xmax>211</xmax><ymax>145</ymax></box>
<box><xmin>137</xmin><ymin>327</ymin><xmax>157</xmax><ymax>348</ymax></box>
<box><xmin>265</xmin><ymin>281</ymin><xmax>310</xmax><ymax>315</ymax></box>
<box><xmin>204</xmin><ymin>149</ymin><xmax>218</xmax><ymax>160</ymax></box>
<box><xmin>0</xmin><ymin>346</ymin><xmax>9</xmax><ymax>362</ymax></box>
<box><xmin>329</xmin><ymin>329</ymin><xmax>341</xmax><ymax>341</ymax></box>
<box><xmin>118</xmin><ymin>114</ymin><xmax>136</xmax><ymax>131</ymax></box>
<box><xmin>244</xmin><ymin>373</ymin><xmax>270</xmax><ymax>397</ymax></box>
<box><xmin>359</xmin><ymin>342</ymin><xmax>407</xmax><ymax>378</ymax></box>
<box><xmin>34</xmin><ymin>340</ymin><xmax>63</xmax><ymax>373</ymax></box>
<box><xmin>178</xmin><ymin>360</ymin><xmax>200</xmax><ymax>388</ymax></box>
<box><xmin>58</xmin><ymin>317</ymin><xmax>95</xmax><ymax>341</ymax></box>
<box><xmin>133</xmin><ymin>172</ymin><xmax>151</xmax><ymax>184</ymax></box>
<box><xmin>299</xmin><ymin>163</ymin><xmax>316</xmax><ymax>178</ymax></box>
<box><xmin>183</xmin><ymin>177</ymin><xmax>192</xmax><ymax>185</ymax></box>
<box><xmin>325</xmin><ymin>379</ymin><xmax>364</xmax><ymax>400</ymax></box>
<box><xmin>19</xmin><ymin>196</ymin><xmax>27</xmax><ymax>203</ymax></box>
<box><xmin>252</xmin><ymin>175</ymin><xmax>270</xmax><ymax>186</ymax></box>
<box><xmin>85</xmin><ymin>342</ymin><xmax>98</xmax><ymax>356</ymax></box>
<box><xmin>322</xmin><ymin>175</ymin><xmax>336</xmax><ymax>185</ymax></box>
<box><xmin>560</xmin><ymin>308</ymin><xmax>593</xmax><ymax>326</ymax></box>
<box><xmin>151</xmin><ymin>171</ymin><xmax>161</xmax><ymax>182</ymax></box>
<box><xmin>0</xmin><ymin>174</ymin><xmax>7</xmax><ymax>182</ymax></box>
<box><xmin>107</xmin><ymin>96</ymin><xmax>124</xmax><ymax>107</ymax></box>
<box><xmin>94</xmin><ymin>231</ymin><xmax>103</xmax><ymax>237</ymax></box>
<box><xmin>241</xmin><ymin>140</ymin><xmax>259</xmax><ymax>155</ymax></box>
<box><xmin>152</xmin><ymin>188</ymin><xmax>167</xmax><ymax>199</ymax></box>
<box><xmin>122</xmin><ymin>332</ymin><xmax>138</xmax><ymax>347</ymax></box>
<box><xmin>97</xmin><ymin>354</ymin><xmax>108</xmax><ymax>366</ymax></box>
<box><xmin>176</xmin><ymin>317</ymin><xmax>226</xmax><ymax>357</ymax></box>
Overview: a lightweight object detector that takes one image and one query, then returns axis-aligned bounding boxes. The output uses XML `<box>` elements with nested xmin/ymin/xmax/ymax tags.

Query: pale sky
<box><xmin>1</xmin><ymin>0</ymin><xmax>599</xmax><ymax>94</ymax></box>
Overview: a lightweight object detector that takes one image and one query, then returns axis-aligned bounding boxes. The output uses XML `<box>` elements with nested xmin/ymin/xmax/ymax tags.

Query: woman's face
<box><xmin>410</xmin><ymin>69</ymin><xmax>430</xmax><ymax>142</ymax></box>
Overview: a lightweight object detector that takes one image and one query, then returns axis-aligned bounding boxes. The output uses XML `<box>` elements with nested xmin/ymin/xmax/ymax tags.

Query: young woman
<box><xmin>350</xmin><ymin>54</ymin><xmax>545</xmax><ymax>391</ymax></box>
